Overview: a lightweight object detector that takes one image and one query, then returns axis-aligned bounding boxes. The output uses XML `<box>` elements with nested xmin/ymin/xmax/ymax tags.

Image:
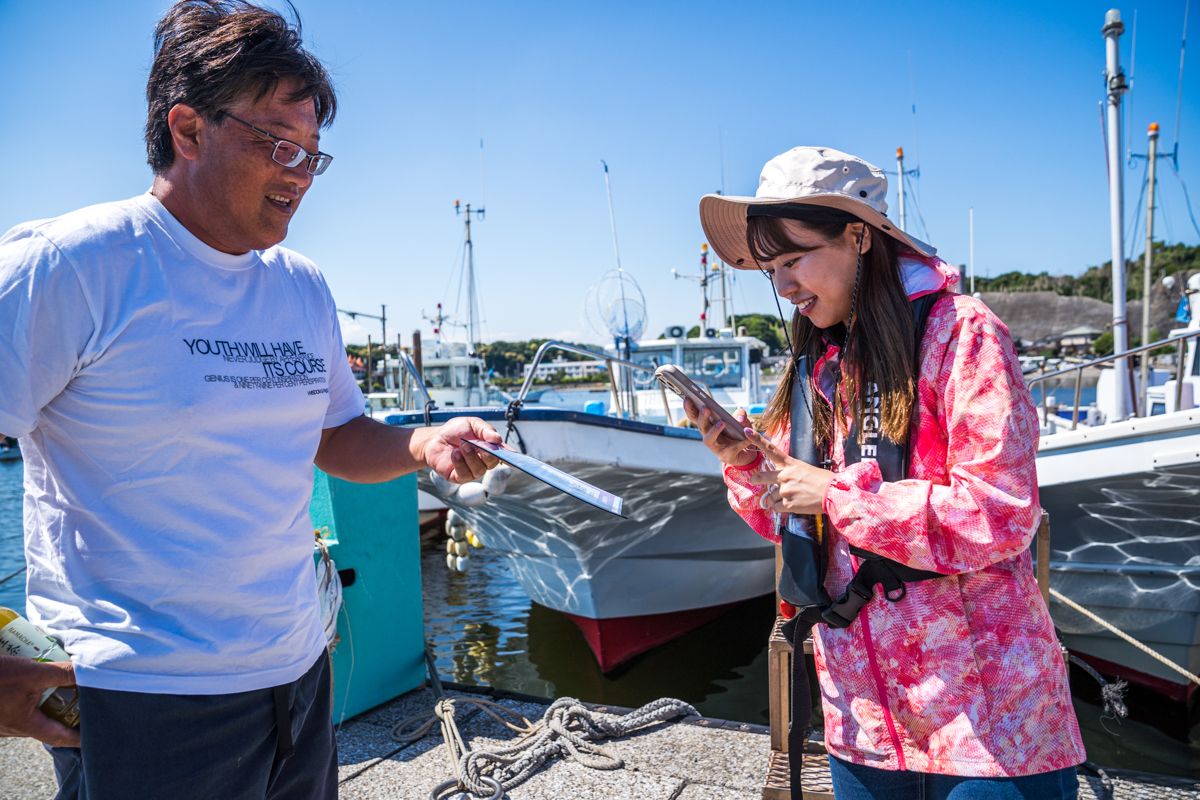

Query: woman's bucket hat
<box><xmin>698</xmin><ymin>146</ymin><xmax>936</xmax><ymax>268</ymax></box>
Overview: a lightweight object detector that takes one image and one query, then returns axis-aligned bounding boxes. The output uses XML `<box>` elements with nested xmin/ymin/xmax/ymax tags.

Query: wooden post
<box><xmin>1037</xmin><ymin>512</ymin><xmax>1051</xmax><ymax>607</ymax></box>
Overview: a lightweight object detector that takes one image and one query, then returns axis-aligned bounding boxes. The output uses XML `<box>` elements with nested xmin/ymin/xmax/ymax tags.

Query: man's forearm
<box><xmin>314</xmin><ymin>415</ymin><xmax>429</xmax><ymax>483</ymax></box>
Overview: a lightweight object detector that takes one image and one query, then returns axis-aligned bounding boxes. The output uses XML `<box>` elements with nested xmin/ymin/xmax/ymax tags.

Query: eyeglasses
<box><xmin>221</xmin><ymin>111</ymin><xmax>333</xmax><ymax>176</ymax></box>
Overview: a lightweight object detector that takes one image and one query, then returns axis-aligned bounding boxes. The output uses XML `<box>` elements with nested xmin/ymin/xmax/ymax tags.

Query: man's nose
<box><xmin>283</xmin><ymin>161</ymin><xmax>314</xmax><ymax>190</ymax></box>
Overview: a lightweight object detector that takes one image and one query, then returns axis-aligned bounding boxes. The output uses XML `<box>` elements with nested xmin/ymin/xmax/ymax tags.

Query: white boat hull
<box><xmin>1037</xmin><ymin>408</ymin><xmax>1200</xmax><ymax>699</ymax></box>
<box><xmin>390</xmin><ymin>407</ymin><xmax>774</xmax><ymax>668</ymax></box>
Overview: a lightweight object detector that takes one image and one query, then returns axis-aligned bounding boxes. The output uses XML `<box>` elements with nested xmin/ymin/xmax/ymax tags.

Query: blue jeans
<box><xmin>828</xmin><ymin>756</ymin><xmax>1079</xmax><ymax>799</ymax></box>
<box><xmin>48</xmin><ymin>652</ymin><xmax>336</xmax><ymax>800</ymax></box>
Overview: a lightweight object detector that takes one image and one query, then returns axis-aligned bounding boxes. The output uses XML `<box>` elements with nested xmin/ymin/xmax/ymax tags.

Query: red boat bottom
<box><xmin>563</xmin><ymin>600</ymin><xmax>748</xmax><ymax>673</ymax></box>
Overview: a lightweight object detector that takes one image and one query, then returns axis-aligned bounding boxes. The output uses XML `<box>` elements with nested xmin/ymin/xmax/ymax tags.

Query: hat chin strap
<box><xmin>841</xmin><ymin>223</ymin><xmax>867</xmax><ymax>356</ymax></box>
<box><xmin>760</xmin><ymin>222</ymin><xmax>867</xmax><ymax>370</ymax></box>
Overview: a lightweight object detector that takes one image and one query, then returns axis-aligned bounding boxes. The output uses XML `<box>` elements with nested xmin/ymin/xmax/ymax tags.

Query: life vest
<box><xmin>776</xmin><ymin>291</ymin><xmax>945</xmax><ymax>627</ymax></box>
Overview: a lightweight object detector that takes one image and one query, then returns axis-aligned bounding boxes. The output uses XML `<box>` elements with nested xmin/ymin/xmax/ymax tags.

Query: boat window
<box><xmin>425</xmin><ymin>366</ymin><xmax>450</xmax><ymax>388</ymax></box>
<box><xmin>369</xmin><ymin>395</ymin><xmax>398</xmax><ymax>411</ymax></box>
<box><xmin>682</xmin><ymin>347</ymin><xmax>742</xmax><ymax>388</ymax></box>
<box><xmin>454</xmin><ymin>366</ymin><xmax>471</xmax><ymax>387</ymax></box>
<box><xmin>630</xmin><ymin>350</ymin><xmax>670</xmax><ymax>389</ymax></box>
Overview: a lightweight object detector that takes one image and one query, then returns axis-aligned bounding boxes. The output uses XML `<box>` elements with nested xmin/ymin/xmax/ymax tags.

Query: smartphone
<box><xmin>653</xmin><ymin>364</ymin><xmax>747</xmax><ymax>441</ymax></box>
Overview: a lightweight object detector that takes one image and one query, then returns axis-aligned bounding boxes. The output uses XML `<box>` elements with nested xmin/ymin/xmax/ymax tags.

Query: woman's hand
<box><xmin>743</xmin><ymin>428</ymin><xmax>833</xmax><ymax>516</ymax></box>
<box><xmin>682</xmin><ymin>398</ymin><xmax>759</xmax><ymax>467</ymax></box>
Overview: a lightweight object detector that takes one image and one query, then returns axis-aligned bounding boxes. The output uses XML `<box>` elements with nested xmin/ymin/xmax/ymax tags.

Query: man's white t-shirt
<box><xmin>0</xmin><ymin>194</ymin><xmax>365</xmax><ymax>694</ymax></box>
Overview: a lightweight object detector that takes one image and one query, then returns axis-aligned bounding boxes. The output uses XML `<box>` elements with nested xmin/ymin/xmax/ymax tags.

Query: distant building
<box><xmin>1058</xmin><ymin>325</ymin><xmax>1104</xmax><ymax>355</ymax></box>
<box><xmin>522</xmin><ymin>356</ymin><xmax>606</xmax><ymax>381</ymax></box>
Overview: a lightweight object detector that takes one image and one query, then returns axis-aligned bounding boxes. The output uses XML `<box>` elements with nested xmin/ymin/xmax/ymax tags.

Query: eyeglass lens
<box><xmin>270</xmin><ymin>141</ymin><xmax>331</xmax><ymax>176</ymax></box>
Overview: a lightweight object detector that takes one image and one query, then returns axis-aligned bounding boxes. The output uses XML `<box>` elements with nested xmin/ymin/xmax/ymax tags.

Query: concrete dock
<box><xmin>1</xmin><ymin>683</ymin><xmax>1197</xmax><ymax>798</ymax></box>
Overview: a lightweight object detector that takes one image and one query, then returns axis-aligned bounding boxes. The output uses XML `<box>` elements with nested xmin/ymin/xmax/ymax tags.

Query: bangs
<box><xmin>745</xmin><ymin>216</ymin><xmax>798</xmax><ymax>264</ymax></box>
<box><xmin>744</xmin><ymin>205</ymin><xmax>858</xmax><ymax>265</ymax></box>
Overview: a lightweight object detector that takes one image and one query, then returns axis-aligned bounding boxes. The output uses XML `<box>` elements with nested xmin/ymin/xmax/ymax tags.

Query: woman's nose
<box><xmin>772</xmin><ymin>269</ymin><xmax>799</xmax><ymax>297</ymax></box>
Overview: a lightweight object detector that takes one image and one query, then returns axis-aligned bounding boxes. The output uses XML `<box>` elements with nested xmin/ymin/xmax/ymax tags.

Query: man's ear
<box><xmin>166</xmin><ymin>103</ymin><xmax>205</xmax><ymax>163</ymax></box>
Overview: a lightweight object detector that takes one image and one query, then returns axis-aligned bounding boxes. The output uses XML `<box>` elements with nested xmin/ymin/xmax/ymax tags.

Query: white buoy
<box><xmin>445</xmin><ymin>539</ymin><xmax>456</xmax><ymax>555</ymax></box>
<box><xmin>445</xmin><ymin>553</ymin><xmax>456</xmax><ymax>570</ymax></box>
<box><xmin>453</xmin><ymin>540</ymin><xmax>469</xmax><ymax>558</ymax></box>
<box><xmin>456</xmin><ymin>482</ymin><xmax>488</xmax><ymax>507</ymax></box>
<box><xmin>429</xmin><ymin>469</ymin><xmax>458</xmax><ymax>497</ymax></box>
<box><xmin>454</xmin><ymin>556</ymin><xmax>468</xmax><ymax>572</ymax></box>
<box><xmin>446</xmin><ymin>511</ymin><xmax>467</xmax><ymax>538</ymax></box>
<box><xmin>481</xmin><ymin>464</ymin><xmax>512</xmax><ymax>497</ymax></box>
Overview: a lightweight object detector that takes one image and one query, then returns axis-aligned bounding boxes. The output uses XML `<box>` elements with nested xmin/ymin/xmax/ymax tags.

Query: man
<box><xmin>0</xmin><ymin>2</ymin><xmax>501</xmax><ymax>797</ymax></box>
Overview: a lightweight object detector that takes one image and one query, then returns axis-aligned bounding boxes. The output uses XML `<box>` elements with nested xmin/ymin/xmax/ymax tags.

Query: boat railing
<box><xmin>1026</xmin><ymin>327</ymin><xmax>1200</xmax><ymax>429</ymax></box>
<box><xmin>514</xmin><ymin>340</ymin><xmax>674</xmax><ymax>423</ymax></box>
<box><xmin>393</xmin><ymin>350</ymin><xmax>436</xmax><ymax>416</ymax></box>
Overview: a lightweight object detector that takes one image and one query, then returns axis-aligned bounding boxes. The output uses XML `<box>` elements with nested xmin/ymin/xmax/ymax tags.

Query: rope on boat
<box><xmin>0</xmin><ymin>565</ymin><xmax>26</xmax><ymax>587</ymax></box>
<box><xmin>1050</xmin><ymin>587</ymin><xmax>1200</xmax><ymax>687</ymax></box>
<box><xmin>1067</xmin><ymin>654</ymin><xmax>1128</xmax><ymax>720</ymax></box>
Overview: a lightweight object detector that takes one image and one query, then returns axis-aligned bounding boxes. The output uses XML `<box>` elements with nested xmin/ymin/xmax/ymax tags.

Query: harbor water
<box><xmin>0</xmin><ymin>461</ymin><xmax>1196</xmax><ymax>778</ymax></box>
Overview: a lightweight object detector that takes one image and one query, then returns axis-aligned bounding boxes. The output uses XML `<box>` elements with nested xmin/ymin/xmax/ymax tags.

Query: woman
<box><xmin>689</xmin><ymin>146</ymin><xmax>1085</xmax><ymax>799</ymax></box>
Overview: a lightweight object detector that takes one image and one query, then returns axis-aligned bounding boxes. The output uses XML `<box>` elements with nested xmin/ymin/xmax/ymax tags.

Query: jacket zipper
<box><xmin>857</xmin><ymin>593</ymin><xmax>907</xmax><ymax>770</ymax></box>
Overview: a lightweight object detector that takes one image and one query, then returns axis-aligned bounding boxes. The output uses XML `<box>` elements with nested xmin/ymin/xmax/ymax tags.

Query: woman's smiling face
<box><xmin>763</xmin><ymin>218</ymin><xmax>871</xmax><ymax>330</ymax></box>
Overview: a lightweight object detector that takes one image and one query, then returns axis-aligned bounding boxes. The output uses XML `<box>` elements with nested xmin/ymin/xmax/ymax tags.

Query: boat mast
<box><xmin>455</xmin><ymin>200</ymin><xmax>484</xmax><ymax>354</ymax></box>
<box><xmin>1141</xmin><ymin>122</ymin><xmax>1160</xmax><ymax>413</ymax></box>
<box><xmin>1103</xmin><ymin>8</ymin><xmax>1131</xmax><ymax>419</ymax></box>
<box><xmin>896</xmin><ymin>147</ymin><xmax>907</xmax><ymax>231</ymax></box>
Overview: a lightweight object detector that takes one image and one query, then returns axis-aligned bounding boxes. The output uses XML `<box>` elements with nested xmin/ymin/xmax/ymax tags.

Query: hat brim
<box><xmin>698</xmin><ymin>193</ymin><xmax>936</xmax><ymax>269</ymax></box>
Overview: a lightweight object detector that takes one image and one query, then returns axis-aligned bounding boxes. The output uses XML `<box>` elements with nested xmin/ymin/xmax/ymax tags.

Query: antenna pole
<box><xmin>1103</xmin><ymin>9</ymin><xmax>1131</xmax><ymax>420</ymax></box>
<box><xmin>968</xmin><ymin>207</ymin><xmax>975</xmax><ymax>295</ymax></box>
<box><xmin>896</xmin><ymin>147</ymin><xmax>906</xmax><ymax>231</ymax></box>
<box><xmin>1141</xmin><ymin>123</ymin><xmax>1160</xmax><ymax>414</ymax></box>
<box><xmin>600</xmin><ymin>160</ymin><xmax>637</xmax><ymax>413</ymax></box>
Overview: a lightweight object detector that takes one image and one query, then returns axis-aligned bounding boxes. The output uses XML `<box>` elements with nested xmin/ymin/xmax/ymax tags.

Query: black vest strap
<box><xmin>780</xmin><ymin>291</ymin><xmax>945</xmax><ymax>797</ymax></box>
<box><xmin>781</xmin><ymin>291</ymin><xmax>946</xmax><ymax>629</ymax></box>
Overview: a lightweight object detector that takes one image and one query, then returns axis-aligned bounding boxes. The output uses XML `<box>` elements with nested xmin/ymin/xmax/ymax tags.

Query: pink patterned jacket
<box><xmin>724</xmin><ymin>259</ymin><xmax>1086</xmax><ymax>777</ymax></box>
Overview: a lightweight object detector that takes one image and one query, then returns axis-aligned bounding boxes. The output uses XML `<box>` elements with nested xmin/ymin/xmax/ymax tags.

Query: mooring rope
<box><xmin>1050</xmin><ymin>587</ymin><xmax>1200</xmax><ymax>687</ymax></box>
<box><xmin>410</xmin><ymin>685</ymin><xmax>698</xmax><ymax>799</ymax></box>
<box><xmin>452</xmin><ymin>696</ymin><xmax>699</xmax><ymax>796</ymax></box>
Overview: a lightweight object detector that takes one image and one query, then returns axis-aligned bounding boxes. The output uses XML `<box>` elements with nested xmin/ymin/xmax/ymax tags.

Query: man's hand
<box><xmin>0</xmin><ymin>657</ymin><xmax>79</xmax><ymax>747</ymax></box>
<box><xmin>420</xmin><ymin>417</ymin><xmax>504</xmax><ymax>483</ymax></box>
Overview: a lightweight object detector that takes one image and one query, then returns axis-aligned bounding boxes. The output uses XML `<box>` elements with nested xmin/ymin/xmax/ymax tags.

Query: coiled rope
<box><xmin>405</xmin><ymin>645</ymin><xmax>698</xmax><ymax>799</ymax></box>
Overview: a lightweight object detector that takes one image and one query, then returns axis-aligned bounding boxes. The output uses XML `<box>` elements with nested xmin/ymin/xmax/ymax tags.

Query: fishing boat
<box><xmin>1034</xmin><ymin>277</ymin><xmax>1200</xmax><ymax>704</ymax></box>
<box><xmin>1032</xmin><ymin>11</ymin><xmax>1200</xmax><ymax>705</ymax></box>
<box><xmin>386</xmin><ymin>329</ymin><xmax>776</xmax><ymax>672</ymax></box>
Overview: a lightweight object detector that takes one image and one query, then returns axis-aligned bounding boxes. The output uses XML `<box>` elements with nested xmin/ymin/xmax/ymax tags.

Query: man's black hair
<box><xmin>145</xmin><ymin>0</ymin><xmax>337</xmax><ymax>174</ymax></box>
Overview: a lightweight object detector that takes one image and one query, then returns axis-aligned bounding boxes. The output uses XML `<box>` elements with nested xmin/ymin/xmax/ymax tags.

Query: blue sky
<box><xmin>1</xmin><ymin>1</ymin><xmax>1197</xmax><ymax>345</ymax></box>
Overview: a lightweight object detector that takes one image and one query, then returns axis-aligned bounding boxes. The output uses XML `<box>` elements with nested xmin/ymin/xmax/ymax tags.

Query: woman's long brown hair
<box><xmin>750</xmin><ymin>211</ymin><xmax>918</xmax><ymax>450</ymax></box>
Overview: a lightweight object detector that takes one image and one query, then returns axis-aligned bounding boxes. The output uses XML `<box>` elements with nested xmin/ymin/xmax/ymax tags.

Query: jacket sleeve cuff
<box><xmin>730</xmin><ymin>450</ymin><xmax>764</xmax><ymax>472</ymax></box>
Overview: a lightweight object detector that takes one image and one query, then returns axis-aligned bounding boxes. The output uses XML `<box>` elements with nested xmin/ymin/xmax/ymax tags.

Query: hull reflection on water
<box><xmin>1038</xmin><ymin>415</ymin><xmax>1200</xmax><ymax>702</ymax></box>
<box><xmin>398</xmin><ymin>407</ymin><xmax>775</xmax><ymax>672</ymax></box>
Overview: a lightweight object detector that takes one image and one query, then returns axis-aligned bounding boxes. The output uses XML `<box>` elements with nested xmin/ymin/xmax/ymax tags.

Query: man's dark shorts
<box><xmin>48</xmin><ymin>652</ymin><xmax>336</xmax><ymax>800</ymax></box>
